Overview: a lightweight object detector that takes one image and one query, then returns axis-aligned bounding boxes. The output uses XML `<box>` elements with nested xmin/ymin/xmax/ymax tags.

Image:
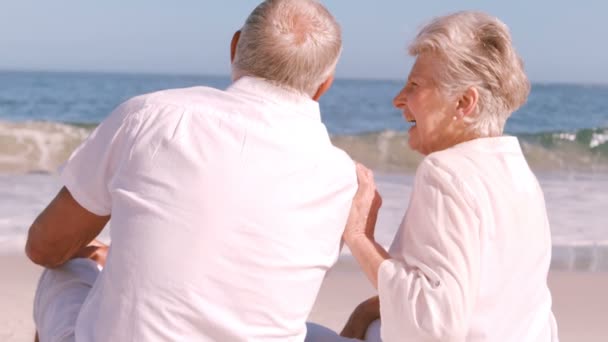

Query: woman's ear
<box><xmin>456</xmin><ymin>87</ymin><xmax>479</xmax><ymax>118</ymax></box>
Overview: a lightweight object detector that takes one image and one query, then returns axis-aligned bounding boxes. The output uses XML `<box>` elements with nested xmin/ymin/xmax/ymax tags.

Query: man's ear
<box><xmin>230</xmin><ymin>30</ymin><xmax>241</xmax><ymax>63</ymax></box>
<box><xmin>456</xmin><ymin>86</ymin><xmax>479</xmax><ymax>118</ymax></box>
<box><xmin>312</xmin><ymin>74</ymin><xmax>335</xmax><ymax>101</ymax></box>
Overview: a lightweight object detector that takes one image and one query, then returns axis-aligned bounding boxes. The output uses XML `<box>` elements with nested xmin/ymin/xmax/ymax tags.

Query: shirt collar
<box><xmin>226</xmin><ymin>76</ymin><xmax>321</xmax><ymax>121</ymax></box>
<box><xmin>449</xmin><ymin>136</ymin><xmax>523</xmax><ymax>153</ymax></box>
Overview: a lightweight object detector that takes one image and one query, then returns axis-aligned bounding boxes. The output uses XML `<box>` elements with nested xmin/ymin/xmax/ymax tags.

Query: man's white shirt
<box><xmin>61</xmin><ymin>77</ymin><xmax>357</xmax><ymax>341</ymax></box>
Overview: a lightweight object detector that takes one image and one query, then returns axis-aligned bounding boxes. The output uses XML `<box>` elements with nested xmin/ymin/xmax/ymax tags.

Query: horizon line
<box><xmin>1</xmin><ymin>68</ymin><xmax>606</xmax><ymax>87</ymax></box>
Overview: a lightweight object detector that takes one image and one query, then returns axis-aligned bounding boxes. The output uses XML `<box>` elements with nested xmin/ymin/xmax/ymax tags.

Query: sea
<box><xmin>1</xmin><ymin>71</ymin><xmax>607</xmax><ymax>271</ymax></box>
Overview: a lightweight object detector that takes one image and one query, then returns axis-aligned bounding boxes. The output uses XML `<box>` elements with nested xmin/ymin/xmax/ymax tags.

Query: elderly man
<box><xmin>26</xmin><ymin>1</ymin><xmax>356</xmax><ymax>341</ymax></box>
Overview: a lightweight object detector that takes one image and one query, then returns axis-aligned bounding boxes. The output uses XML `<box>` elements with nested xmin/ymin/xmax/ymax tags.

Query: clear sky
<box><xmin>1</xmin><ymin>0</ymin><xmax>606</xmax><ymax>83</ymax></box>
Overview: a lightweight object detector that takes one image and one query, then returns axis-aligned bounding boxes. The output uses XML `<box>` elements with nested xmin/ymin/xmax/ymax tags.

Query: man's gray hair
<box><xmin>410</xmin><ymin>11</ymin><xmax>530</xmax><ymax>136</ymax></box>
<box><xmin>232</xmin><ymin>0</ymin><xmax>342</xmax><ymax>96</ymax></box>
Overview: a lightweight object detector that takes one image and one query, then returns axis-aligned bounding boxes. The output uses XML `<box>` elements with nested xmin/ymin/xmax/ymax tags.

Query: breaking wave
<box><xmin>0</xmin><ymin>121</ymin><xmax>92</xmax><ymax>173</ymax></box>
<box><xmin>332</xmin><ymin>128</ymin><xmax>608</xmax><ymax>173</ymax></box>
<box><xmin>1</xmin><ymin>120</ymin><xmax>607</xmax><ymax>174</ymax></box>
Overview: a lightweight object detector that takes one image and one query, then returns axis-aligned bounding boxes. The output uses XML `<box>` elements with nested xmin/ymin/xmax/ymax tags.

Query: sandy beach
<box><xmin>2</xmin><ymin>254</ymin><xmax>606</xmax><ymax>341</ymax></box>
<box><xmin>309</xmin><ymin>258</ymin><xmax>608</xmax><ymax>341</ymax></box>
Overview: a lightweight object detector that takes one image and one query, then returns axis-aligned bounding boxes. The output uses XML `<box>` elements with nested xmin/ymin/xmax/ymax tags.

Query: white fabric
<box><xmin>33</xmin><ymin>259</ymin><xmax>101</xmax><ymax>342</ymax></box>
<box><xmin>377</xmin><ymin>137</ymin><xmax>559</xmax><ymax>342</ymax></box>
<box><xmin>59</xmin><ymin>77</ymin><xmax>357</xmax><ymax>341</ymax></box>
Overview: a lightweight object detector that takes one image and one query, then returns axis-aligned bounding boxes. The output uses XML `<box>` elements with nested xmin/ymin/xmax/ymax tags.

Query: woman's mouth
<box><xmin>403</xmin><ymin>110</ymin><xmax>416</xmax><ymax>124</ymax></box>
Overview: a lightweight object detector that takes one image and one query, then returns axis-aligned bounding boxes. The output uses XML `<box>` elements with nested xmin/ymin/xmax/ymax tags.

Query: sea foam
<box><xmin>2</xmin><ymin>172</ymin><xmax>607</xmax><ymax>271</ymax></box>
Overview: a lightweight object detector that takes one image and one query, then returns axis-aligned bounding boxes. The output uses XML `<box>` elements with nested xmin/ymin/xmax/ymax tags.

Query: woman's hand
<box><xmin>340</xmin><ymin>296</ymin><xmax>381</xmax><ymax>339</ymax></box>
<box><xmin>343</xmin><ymin>163</ymin><xmax>382</xmax><ymax>244</ymax></box>
<box><xmin>343</xmin><ymin>164</ymin><xmax>390</xmax><ymax>288</ymax></box>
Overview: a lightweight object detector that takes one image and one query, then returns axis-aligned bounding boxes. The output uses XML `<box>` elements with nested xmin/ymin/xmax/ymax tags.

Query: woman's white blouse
<box><xmin>378</xmin><ymin>136</ymin><xmax>558</xmax><ymax>342</ymax></box>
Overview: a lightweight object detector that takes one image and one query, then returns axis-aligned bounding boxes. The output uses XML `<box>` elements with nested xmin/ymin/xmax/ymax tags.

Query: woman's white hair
<box><xmin>410</xmin><ymin>11</ymin><xmax>530</xmax><ymax>136</ymax></box>
<box><xmin>232</xmin><ymin>0</ymin><xmax>342</xmax><ymax>96</ymax></box>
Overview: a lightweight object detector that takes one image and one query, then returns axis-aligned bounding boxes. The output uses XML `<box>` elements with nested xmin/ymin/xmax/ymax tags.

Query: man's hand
<box><xmin>340</xmin><ymin>296</ymin><xmax>381</xmax><ymax>339</ymax></box>
<box><xmin>71</xmin><ymin>240</ymin><xmax>109</xmax><ymax>268</ymax></box>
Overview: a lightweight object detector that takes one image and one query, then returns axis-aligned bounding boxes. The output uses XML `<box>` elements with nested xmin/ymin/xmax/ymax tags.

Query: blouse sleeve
<box><xmin>378</xmin><ymin>158</ymin><xmax>481</xmax><ymax>342</ymax></box>
<box><xmin>60</xmin><ymin>98</ymin><xmax>145</xmax><ymax>216</ymax></box>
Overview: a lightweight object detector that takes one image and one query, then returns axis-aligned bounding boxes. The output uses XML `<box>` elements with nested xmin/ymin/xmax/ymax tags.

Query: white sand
<box><xmin>2</xmin><ymin>254</ymin><xmax>607</xmax><ymax>341</ymax></box>
<box><xmin>1</xmin><ymin>255</ymin><xmax>41</xmax><ymax>342</ymax></box>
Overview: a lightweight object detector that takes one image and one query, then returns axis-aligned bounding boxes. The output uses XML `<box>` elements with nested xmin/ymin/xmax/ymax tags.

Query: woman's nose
<box><xmin>393</xmin><ymin>88</ymin><xmax>407</xmax><ymax>109</ymax></box>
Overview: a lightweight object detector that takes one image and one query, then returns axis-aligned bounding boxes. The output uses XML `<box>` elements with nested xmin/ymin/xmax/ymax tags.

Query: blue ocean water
<box><xmin>0</xmin><ymin>71</ymin><xmax>607</xmax><ymax>270</ymax></box>
<box><xmin>1</xmin><ymin>71</ymin><xmax>607</xmax><ymax>174</ymax></box>
<box><xmin>1</xmin><ymin>71</ymin><xmax>607</xmax><ymax>135</ymax></box>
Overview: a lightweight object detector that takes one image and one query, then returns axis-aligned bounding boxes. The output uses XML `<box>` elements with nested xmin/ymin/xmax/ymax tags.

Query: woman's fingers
<box><xmin>355</xmin><ymin>163</ymin><xmax>376</xmax><ymax>198</ymax></box>
<box><xmin>355</xmin><ymin>163</ymin><xmax>373</xmax><ymax>183</ymax></box>
<box><xmin>372</xmin><ymin>190</ymin><xmax>383</xmax><ymax>210</ymax></box>
<box><xmin>344</xmin><ymin>163</ymin><xmax>383</xmax><ymax>243</ymax></box>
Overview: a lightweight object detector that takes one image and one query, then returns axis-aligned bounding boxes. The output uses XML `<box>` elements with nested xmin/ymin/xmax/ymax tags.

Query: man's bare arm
<box><xmin>25</xmin><ymin>187</ymin><xmax>110</xmax><ymax>268</ymax></box>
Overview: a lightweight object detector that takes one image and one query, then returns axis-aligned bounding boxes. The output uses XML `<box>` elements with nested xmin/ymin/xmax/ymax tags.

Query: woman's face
<box><xmin>393</xmin><ymin>54</ymin><xmax>464</xmax><ymax>155</ymax></box>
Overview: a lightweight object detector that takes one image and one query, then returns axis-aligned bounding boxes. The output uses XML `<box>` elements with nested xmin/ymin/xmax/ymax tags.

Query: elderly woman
<box><xmin>307</xmin><ymin>11</ymin><xmax>558</xmax><ymax>342</ymax></box>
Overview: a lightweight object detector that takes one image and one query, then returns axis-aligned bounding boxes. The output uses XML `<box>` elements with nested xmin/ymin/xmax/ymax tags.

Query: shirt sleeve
<box><xmin>378</xmin><ymin>159</ymin><xmax>481</xmax><ymax>342</ymax></box>
<box><xmin>60</xmin><ymin>98</ymin><xmax>145</xmax><ymax>216</ymax></box>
